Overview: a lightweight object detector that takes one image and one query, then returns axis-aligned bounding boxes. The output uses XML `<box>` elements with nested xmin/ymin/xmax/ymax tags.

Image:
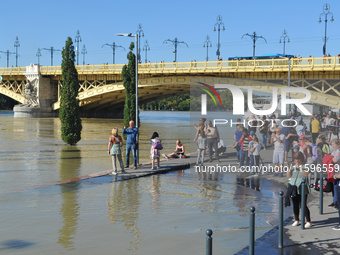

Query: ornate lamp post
<box><xmin>318</xmin><ymin>3</ymin><xmax>334</xmax><ymax>55</ymax></box>
<box><xmin>136</xmin><ymin>24</ymin><xmax>144</xmax><ymax>63</ymax></box>
<box><xmin>36</xmin><ymin>48</ymin><xmax>42</xmax><ymax>65</ymax></box>
<box><xmin>143</xmin><ymin>40</ymin><xmax>150</xmax><ymax>63</ymax></box>
<box><xmin>203</xmin><ymin>35</ymin><xmax>212</xmax><ymax>61</ymax></box>
<box><xmin>213</xmin><ymin>15</ymin><xmax>225</xmax><ymax>60</ymax></box>
<box><xmin>0</xmin><ymin>50</ymin><xmax>16</xmax><ymax>67</ymax></box>
<box><xmin>81</xmin><ymin>45</ymin><xmax>87</xmax><ymax>65</ymax></box>
<box><xmin>279</xmin><ymin>29</ymin><xmax>290</xmax><ymax>55</ymax></box>
<box><xmin>75</xmin><ymin>30</ymin><xmax>82</xmax><ymax>65</ymax></box>
<box><xmin>14</xmin><ymin>36</ymin><xmax>20</xmax><ymax>67</ymax></box>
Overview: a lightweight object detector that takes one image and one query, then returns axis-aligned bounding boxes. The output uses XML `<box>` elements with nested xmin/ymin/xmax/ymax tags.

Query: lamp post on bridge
<box><xmin>163</xmin><ymin>37</ymin><xmax>188</xmax><ymax>62</ymax></box>
<box><xmin>136</xmin><ymin>24</ymin><xmax>144</xmax><ymax>63</ymax></box>
<box><xmin>117</xmin><ymin>32</ymin><xmax>139</xmax><ymax>165</ymax></box>
<box><xmin>213</xmin><ymin>15</ymin><xmax>225</xmax><ymax>60</ymax></box>
<box><xmin>102</xmin><ymin>42</ymin><xmax>125</xmax><ymax>64</ymax></box>
<box><xmin>318</xmin><ymin>3</ymin><xmax>334</xmax><ymax>55</ymax></box>
<box><xmin>203</xmin><ymin>35</ymin><xmax>212</xmax><ymax>61</ymax></box>
<box><xmin>14</xmin><ymin>36</ymin><xmax>20</xmax><ymax>67</ymax></box>
<box><xmin>279</xmin><ymin>29</ymin><xmax>290</xmax><ymax>55</ymax></box>
<box><xmin>75</xmin><ymin>30</ymin><xmax>82</xmax><ymax>66</ymax></box>
<box><xmin>242</xmin><ymin>31</ymin><xmax>267</xmax><ymax>57</ymax></box>
<box><xmin>42</xmin><ymin>47</ymin><xmax>61</xmax><ymax>66</ymax></box>
<box><xmin>81</xmin><ymin>45</ymin><xmax>87</xmax><ymax>65</ymax></box>
<box><xmin>36</xmin><ymin>48</ymin><xmax>42</xmax><ymax>65</ymax></box>
<box><xmin>0</xmin><ymin>50</ymin><xmax>16</xmax><ymax>67</ymax></box>
<box><xmin>143</xmin><ymin>40</ymin><xmax>150</xmax><ymax>63</ymax></box>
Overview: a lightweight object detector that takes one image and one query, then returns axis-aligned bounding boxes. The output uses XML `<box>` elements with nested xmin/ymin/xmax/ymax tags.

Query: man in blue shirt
<box><xmin>122</xmin><ymin>120</ymin><xmax>139</xmax><ymax>169</ymax></box>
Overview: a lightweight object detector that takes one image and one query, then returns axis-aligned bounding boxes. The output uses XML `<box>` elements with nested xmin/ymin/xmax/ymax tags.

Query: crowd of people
<box><xmin>231</xmin><ymin>110</ymin><xmax>340</xmax><ymax>231</ymax></box>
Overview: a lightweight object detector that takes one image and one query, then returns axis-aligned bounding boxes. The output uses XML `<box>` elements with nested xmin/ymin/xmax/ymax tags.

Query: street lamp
<box><xmin>136</xmin><ymin>24</ymin><xmax>144</xmax><ymax>63</ymax></box>
<box><xmin>279</xmin><ymin>29</ymin><xmax>290</xmax><ymax>55</ymax></box>
<box><xmin>81</xmin><ymin>45</ymin><xmax>87</xmax><ymax>65</ymax></box>
<box><xmin>75</xmin><ymin>30</ymin><xmax>82</xmax><ymax>65</ymax></box>
<box><xmin>36</xmin><ymin>48</ymin><xmax>42</xmax><ymax>65</ymax></box>
<box><xmin>14</xmin><ymin>36</ymin><xmax>20</xmax><ymax>67</ymax></box>
<box><xmin>318</xmin><ymin>3</ymin><xmax>334</xmax><ymax>55</ymax></box>
<box><xmin>102</xmin><ymin>42</ymin><xmax>125</xmax><ymax>64</ymax></box>
<box><xmin>203</xmin><ymin>35</ymin><xmax>212</xmax><ymax>61</ymax></box>
<box><xmin>213</xmin><ymin>15</ymin><xmax>225</xmax><ymax>60</ymax></box>
<box><xmin>143</xmin><ymin>40</ymin><xmax>150</xmax><ymax>63</ymax></box>
<box><xmin>242</xmin><ymin>31</ymin><xmax>267</xmax><ymax>57</ymax></box>
<box><xmin>0</xmin><ymin>50</ymin><xmax>16</xmax><ymax>67</ymax></box>
<box><xmin>117</xmin><ymin>33</ymin><xmax>139</xmax><ymax>164</ymax></box>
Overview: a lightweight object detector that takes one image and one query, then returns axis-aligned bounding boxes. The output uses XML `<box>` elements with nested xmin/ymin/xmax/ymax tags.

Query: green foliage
<box><xmin>0</xmin><ymin>94</ymin><xmax>17</xmax><ymax>110</ymax></box>
<box><xmin>122</xmin><ymin>42</ymin><xmax>139</xmax><ymax>129</ymax></box>
<box><xmin>141</xmin><ymin>94</ymin><xmax>191</xmax><ymax>111</ymax></box>
<box><xmin>59</xmin><ymin>37</ymin><xmax>82</xmax><ymax>145</ymax></box>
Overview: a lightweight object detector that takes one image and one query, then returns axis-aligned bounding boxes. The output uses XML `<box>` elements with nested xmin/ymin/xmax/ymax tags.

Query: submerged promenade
<box><xmin>52</xmin><ymin>144</ymin><xmax>340</xmax><ymax>254</ymax></box>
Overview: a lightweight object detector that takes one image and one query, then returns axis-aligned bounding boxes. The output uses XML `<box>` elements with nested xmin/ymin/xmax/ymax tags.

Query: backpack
<box><xmin>319</xmin><ymin>142</ymin><xmax>330</xmax><ymax>157</ymax></box>
<box><xmin>152</xmin><ymin>139</ymin><xmax>163</xmax><ymax>150</ymax></box>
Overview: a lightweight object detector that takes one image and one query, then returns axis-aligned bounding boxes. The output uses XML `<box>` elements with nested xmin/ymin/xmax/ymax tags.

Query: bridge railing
<box><xmin>1</xmin><ymin>57</ymin><xmax>340</xmax><ymax>76</ymax></box>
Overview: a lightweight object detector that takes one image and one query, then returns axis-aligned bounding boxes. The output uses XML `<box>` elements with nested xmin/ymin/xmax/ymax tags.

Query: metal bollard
<box><xmin>319</xmin><ymin>171</ymin><xmax>323</xmax><ymax>215</ymax></box>
<box><xmin>249</xmin><ymin>206</ymin><xmax>255</xmax><ymax>255</ymax></box>
<box><xmin>206</xmin><ymin>229</ymin><xmax>213</xmax><ymax>255</ymax></box>
<box><xmin>278</xmin><ymin>191</ymin><xmax>284</xmax><ymax>248</ymax></box>
<box><xmin>301</xmin><ymin>179</ymin><xmax>306</xmax><ymax>230</ymax></box>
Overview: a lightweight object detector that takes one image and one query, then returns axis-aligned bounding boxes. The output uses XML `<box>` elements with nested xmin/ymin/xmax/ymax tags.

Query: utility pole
<box><xmin>143</xmin><ymin>40</ymin><xmax>150</xmax><ymax>63</ymax></box>
<box><xmin>42</xmin><ymin>47</ymin><xmax>61</xmax><ymax>66</ymax></box>
<box><xmin>102</xmin><ymin>42</ymin><xmax>125</xmax><ymax>64</ymax></box>
<box><xmin>75</xmin><ymin>30</ymin><xmax>82</xmax><ymax>65</ymax></box>
<box><xmin>0</xmin><ymin>50</ymin><xmax>16</xmax><ymax>67</ymax></box>
<box><xmin>163</xmin><ymin>37</ymin><xmax>188</xmax><ymax>62</ymax></box>
<box><xmin>14</xmin><ymin>36</ymin><xmax>20</xmax><ymax>67</ymax></box>
<box><xmin>81</xmin><ymin>45</ymin><xmax>87</xmax><ymax>65</ymax></box>
<box><xmin>242</xmin><ymin>31</ymin><xmax>267</xmax><ymax>57</ymax></box>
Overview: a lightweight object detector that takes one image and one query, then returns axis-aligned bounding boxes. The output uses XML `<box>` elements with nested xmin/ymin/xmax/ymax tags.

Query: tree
<box><xmin>59</xmin><ymin>37</ymin><xmax>82</xmax><ymax>145</ymax></box>
<box><xmin>122</xmin><ymin>42</ymin><xmax>139</xmax><ymax>128</ymax></box>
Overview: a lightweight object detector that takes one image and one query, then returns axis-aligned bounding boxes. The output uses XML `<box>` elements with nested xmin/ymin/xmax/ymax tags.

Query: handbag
<box><xmin>153</xmin><ymin>142</ymin><xmax>163</xmax><ymax>150</ymax></box>
<box><xmin>314</xmin><ymin>178</ymin><xmax>333</xmax><ymax>192</ymax></box>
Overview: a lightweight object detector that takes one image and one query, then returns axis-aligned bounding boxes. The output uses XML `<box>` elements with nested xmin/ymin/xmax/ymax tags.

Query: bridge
<box><xmin>1</xmin><ymin>56</ymin><xmax>340</xmax><ymax>117</ymax></box>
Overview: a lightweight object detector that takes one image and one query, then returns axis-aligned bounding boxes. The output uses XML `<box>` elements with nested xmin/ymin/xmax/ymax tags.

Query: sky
<box><xmin>1</xmin><ymin>0</ymin><xmax>340</xmax><ymax>67</ymax></box>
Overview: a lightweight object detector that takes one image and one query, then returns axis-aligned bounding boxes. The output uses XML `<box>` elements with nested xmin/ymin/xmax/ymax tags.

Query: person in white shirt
<box><xmin>271</xmin><ymin>128</ymin><xmax>286</xmax><ymax>177</ymax></box>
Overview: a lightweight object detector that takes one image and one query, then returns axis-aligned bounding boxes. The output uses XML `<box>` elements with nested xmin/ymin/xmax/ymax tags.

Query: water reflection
<box><xmin>107</xmin><ymin>179</ymin><xmax>141</xmax><ymax>254</ymax></box>
<box><xmin>58</xmin><ymin>146</ymin><xmax>81</xmax><ymax>250</ymax></box>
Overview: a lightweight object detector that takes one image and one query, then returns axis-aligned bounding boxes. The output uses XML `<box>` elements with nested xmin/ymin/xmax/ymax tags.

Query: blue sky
<box><xmin>1</xmin><ymin>0</ymin><xmax>340</xmax><ymax>67</ymax></box>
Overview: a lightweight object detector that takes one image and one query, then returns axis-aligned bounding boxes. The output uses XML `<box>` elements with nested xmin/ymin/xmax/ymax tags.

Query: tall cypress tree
<box><xmin>122</xmin><ymin>42</ymin><xmax>139</xmax><ymax>128</ymax></box>
<box><xmin>59</xmin><ymin>37</ymin><xmax>82</xmax><ymax>145</ymax></box>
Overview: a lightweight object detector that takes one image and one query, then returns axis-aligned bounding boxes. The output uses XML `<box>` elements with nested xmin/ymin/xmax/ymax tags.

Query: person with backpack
<box><xmin>206</xmin><ymin>120</ymin><xmax>220</xmax><ymax>162</ymax></box>
<box><xmin>150</xmin><ymin>132</ymin><xmax>162</xmax><ymax>170</ymax></box>
<box><xmin>317</xmin><ymin>134</ymin><xmax>330</xmax><ymax>157</ymax></box>
<box><xmin>194</xmin><ymin>119</ymin><xmax>207</xmax><ymax>166</ymax></box>
<box><xmin>108</xmin><ymin>127</ymin><xmax>125</xmax><ymax>175</ymax></box>
<box><xmin>239</xmin><ymin>128</ymin><xmax>253</xmax><ymax>169</ymax></box>
<box><xmin>304</xmin><ymin>137</ymin><xmax>323</xmax><ymax>186</ymax></box>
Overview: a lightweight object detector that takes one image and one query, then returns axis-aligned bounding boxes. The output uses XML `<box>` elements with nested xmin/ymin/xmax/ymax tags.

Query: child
<box><xmin>251</xmin><ymin>137</ymin><xmax>261</xmax><ymax>174</ymax></box>
<box><xmin>150</xmin><ymin>132</ymin><xmax>161</xmax><ymax>170</ymax></box>
<box><xmin>248</xmin><ymin>132</ymin><xmax>257</xmax><ymax>171</ymax></box>
<box><xmin>108</xmin><ymin>127</ymin><xmax>125</xmax><ymax>175</ymax></box>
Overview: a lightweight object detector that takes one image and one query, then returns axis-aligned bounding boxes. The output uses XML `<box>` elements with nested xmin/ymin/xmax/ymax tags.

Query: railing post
<box><xmin>278</xmin><ymin>191</ymin><xmax>284</xmax><ymax>248</ymax></box>
<box><xmin>249</xmin><ymin>206</ymin><xmax>255</xmax><ymax>255</ymax></box>
<box><xmin>301</xmin><ymin>179</ymin><xmax>306</xmax><ymax>230</ymax></box>
<box><xmin>319</xmin><ymin>170</ymin><xmax>323</xmax><ymax>215</ymax></box>
<box><xmin>206</xmin><ymin>229</ymin><xmax>213</xmax><ymax>255</ymax></box>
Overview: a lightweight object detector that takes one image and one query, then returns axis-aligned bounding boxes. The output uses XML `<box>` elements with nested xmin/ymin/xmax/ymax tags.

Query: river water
<box><xmin>0</xmin><ymin>110</ymin><xmax>287</xmax><ymax>254</ymax></box>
